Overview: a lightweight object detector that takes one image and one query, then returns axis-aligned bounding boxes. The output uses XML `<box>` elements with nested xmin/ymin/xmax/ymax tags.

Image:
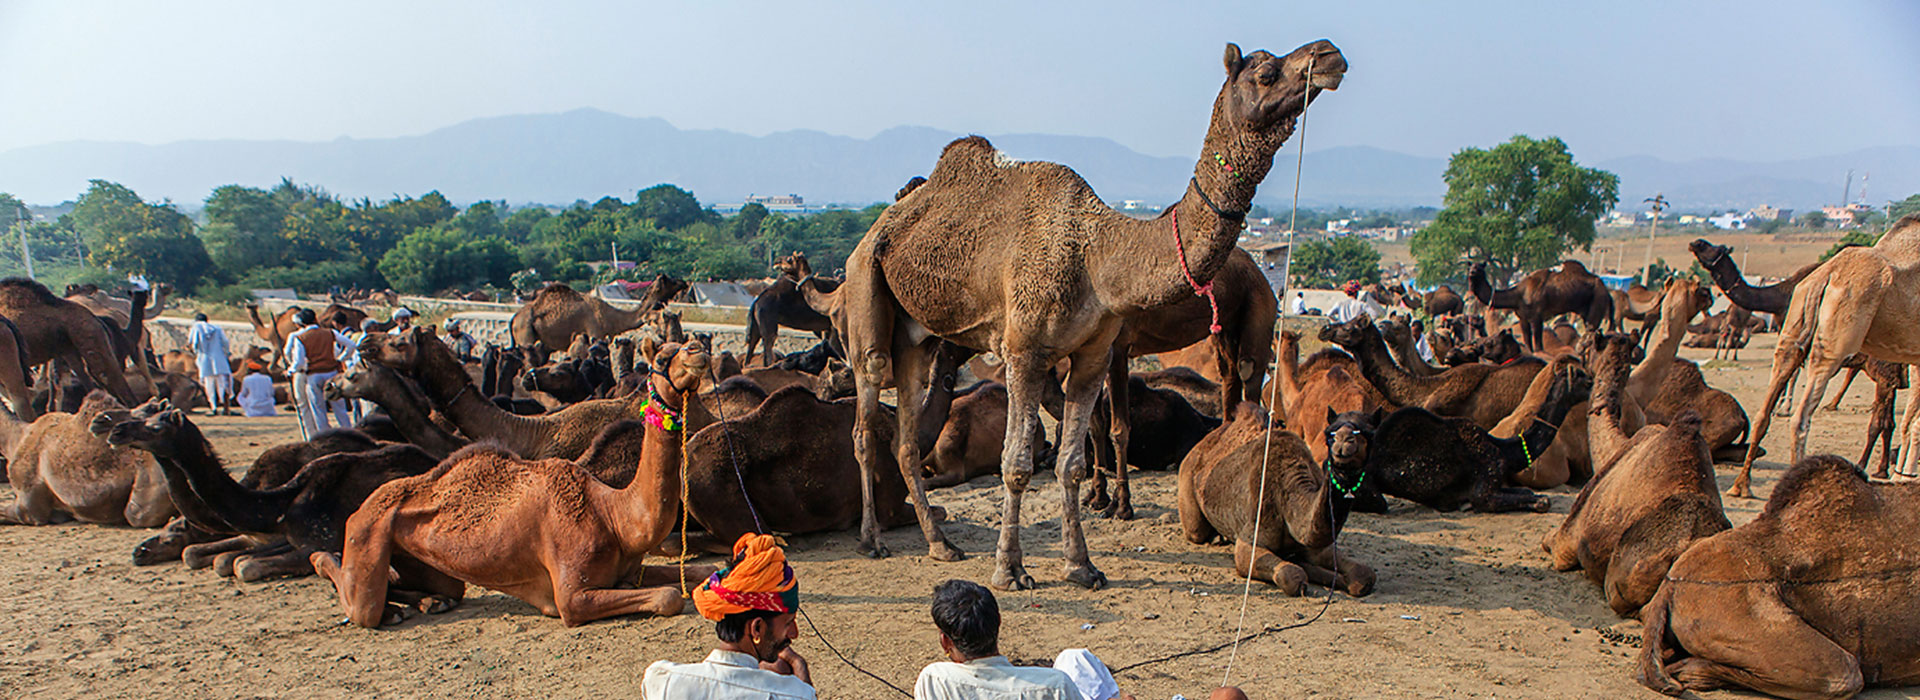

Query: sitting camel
<box><xmin>323</xmin><ymin>362</ymin><xmax>468</xmax><ymax>459</ymax></box>
<box><xmin>1626</xmin><ymin>278</ymin><xmax>1753</xmax><ymax>464</ymax></box>
<box><xmin>1319</xmin><ymin>314</ymin><xmax>1544</xmax><ymax>429</ymax></box>
<box><xmin>1542</xmin><ymin>333</ymin><xmax>1728</xmax><ymax>617</ymax></box>
<box><xmin>313</xmin><ymin>340</ymin><xmax>720</xmax><ymax>627</ymax></box>
<box><xmin>1736</xmin><ymin>216</ymin><xmax>1920</xmax><ymax>495</ymax></box>
<box><xmin>1324</xmin><ymin>358</ymin><xmax>1589</xmax><ymax>513</ymax></box>
<box><xmin>924</xmin><ymin>382</ymin><xmax>1051</xmax><ymax>488</ymax></box>
<box><xmin>1377</xmin><ymin>317</ymin><xmax>1444</xmax><ymax>377</ymax></box>
<box><xmin>744</xmin><ymin>252</ymin><xmax>839</xmax><ymax>367</ymax></box>
<box><xmin>1138</xmin><ymin>366</ymin><xmax>1223</xmax><ymax>419</ymax></box>
<box><xmin>0</xmin><ymin>392</ymin><xmax>172</xmax><ymax>527</ymax></box>
<box><xmin>100</xmin><ymin>406</ymin><xmax>443</xmax><ymax>602</ymax></box>
<box><xmin>509</xmin><ymin>275</ymin><xmax>686</xmax><ymax>364</ymax></box>
<box><xmin>1179</xmin><ymin>403</ymin><xmax>1373</xmax><ymax>597</ymax></box>
<box><xmin>1441</xmin><ymin>329</ymin><xmax>1525</xmax><ymax>367</ymax></box>
<box><xmin>1638</xmin><ymin>455</ymin><xmax>1920</xmax><ymax>699</ymax></box>
<box><xmin>1469</xmin><ymin>260</ymin><xmax>1614</xmax><ymax>351</ymax></box>
<box><xmin>1270</xmin><ymin>329</ymin><xmax>1384</xmax><ymax>462</ymax></box>
<box><xmin>1490</xmin><ymin>354</ymin><xmax>1640</xmax><ymax>489</ymax></box>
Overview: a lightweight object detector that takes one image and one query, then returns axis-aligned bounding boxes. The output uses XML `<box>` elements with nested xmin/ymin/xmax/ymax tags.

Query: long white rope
<box><xmin>1220</xmin><ymin>54</ymin><xmax>1316</xmax><ymax>689</ymax></box>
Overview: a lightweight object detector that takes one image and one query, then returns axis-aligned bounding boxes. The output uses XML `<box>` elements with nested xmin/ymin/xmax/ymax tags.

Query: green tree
<box><xmin>201</xmin><ymin>184</ymin><xmax>293</xmax><ymax>272</ymax></box>
<box><xmin>1889</xmin><ymin>194</ymin><xmax>1920</xmax><ymax>222</ymax></box>
<box><xmin>1408</xmin><ymin>135</ymin><xmax>1620</xmax><ymax>285</ymax></box>
<box><xmin>68</xmin><ymin>180</ymin><xmax>216</xmax><ymax>291</ymax></box>
<box><xmin>377</xmin><ymin>226</ymin><xmax>518</xmax><ymax>293</ymax></box>
<box><xmin>632</xmin><ymin>184</ymin><xmax>705</xmax><ymax>230</ymax></box>
<box><xmin>730</xmin><ymin>203</ymin><xmax>769</xmax><ymax>241</ymax></box>
<box><xmin>1290</xmin><ymin>236</ymin><xmax>1382</xmax><ymax>288</ymax></box>
<box><xmin>1802</xmin><ymin>211</ymin><xmax>1828</xmax><ymax>229</ymax></box>
<box><xmin>1822</xmin><ymin>229</ymin><xmax>1883</xmax><ymax>261</ymax></box>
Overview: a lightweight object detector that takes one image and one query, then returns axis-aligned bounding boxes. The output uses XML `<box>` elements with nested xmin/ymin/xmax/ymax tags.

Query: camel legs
<box><xmin>1084</xmin><ymin>344</ymin><xmax>1134</xmax><ymax>520</ymax></box>
<box><xmin>1736</xmin><ymin>339</ymin><xmax>1810</xmax><ymax>498</ymax></box>
<box><xmin>314</xmin><ymin>509</ymin><xmax>400</xmax><ymax>628</ymax></box>
<box><xmin>890</xmin><ymin>336</ymin><xmax>963</xmax><ymax>562</ymax></box>
<box><xmin>1821</xmin><ymin>367</ymin><xmax>1860</xmax><ymax>410</ymax></box>
<box><xmin>1054</xmin><ymin>344</ymin><xmax>1110</xmax><ymax>589</ymax></box>
<box><xmin>1231</xmin><ymin>540</ymin><xmax>1306</xmax><ymax>596</ymax></box>
<box><xmin>553</xmin><ymin>584</ymin><xmax>685</xmax><ymax>627</ymax></box>
<box><xmin>1864</xmin><ymin>377</ymin><xmax>1897</xmax><ymax>478</ymax></box>
<box><xmin>183</xmin><ymin>535</ymin><xmax>268</xmax><ymax>569</ymax></box>
<box><xmin>1664</xmin><ymin>593</ymin><xmax>1863</xmax><ymax>700</ymax></box>
<box><xmin>1897</xmin><ymin>381</ymin><xmax>1920</xmax><ymax>479</ymax></box>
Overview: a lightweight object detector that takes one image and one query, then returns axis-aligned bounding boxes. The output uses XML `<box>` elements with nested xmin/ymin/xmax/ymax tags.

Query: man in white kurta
<box><xmin>914</xmin><ymin>579</ymin><xmax>1084</xmax><ymax>700</ymax></box>
<box><xmin>186</xmin><ymin>313</ymin><xmax>233</xmax><ymax>414</ymax></box>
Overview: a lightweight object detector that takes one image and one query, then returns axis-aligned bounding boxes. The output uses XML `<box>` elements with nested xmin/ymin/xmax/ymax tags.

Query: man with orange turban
<box><xmin>643</xmin><ymin>534</ymin><xmax>814</xmax><ymax>700</ymax></box>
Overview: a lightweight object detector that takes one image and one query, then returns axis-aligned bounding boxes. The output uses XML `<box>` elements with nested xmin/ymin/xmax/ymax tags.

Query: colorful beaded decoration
<box><xmin>1213</xmin><ymin>152</ymin><xmax>1242</xmax><ymax>181</ymax></box>
<box><xmin>642</xmin><ymin>386</ymin><xmax>683</xmax><ymax>432</ymax></box>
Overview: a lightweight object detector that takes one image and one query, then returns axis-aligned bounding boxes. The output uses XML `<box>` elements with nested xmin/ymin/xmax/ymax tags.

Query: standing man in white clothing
<box><xmin>283</xmin><ymin>309</ymin><xmax>355</xmax><ymax>435</ymax></box>
<box><xmin>186</xmin><ymin>313</ymin><xmax>233</xmax><ymax>415</ymax></box>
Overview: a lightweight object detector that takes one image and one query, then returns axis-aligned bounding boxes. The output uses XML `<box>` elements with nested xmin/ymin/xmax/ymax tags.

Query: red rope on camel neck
<box><xmin>1170</xmin><ymin>206</ymin><xmax>1224</xmax><ymax>335</ymax></box>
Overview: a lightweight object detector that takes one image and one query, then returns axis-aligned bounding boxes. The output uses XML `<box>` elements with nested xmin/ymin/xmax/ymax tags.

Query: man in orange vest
<box><xmin>283</xmin><ymin>309</ymin><xmax>355</xmax><ymax>436</ymax></box>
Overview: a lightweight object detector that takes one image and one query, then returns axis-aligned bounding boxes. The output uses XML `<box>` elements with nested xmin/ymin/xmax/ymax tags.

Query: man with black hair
<box><xmin>283</xmin><ymin>308</ymin><xmax>354</xmax><ymax>436</ymax></box>
<box><xmin>914</xmin><ymin>579</ymin><xmax>1084</xmax><ymax>700</ymax></box>
<box><xmin>644</xmin><ymin>534</ymin><xmax>813</xmax><ymax>699</ymax></box>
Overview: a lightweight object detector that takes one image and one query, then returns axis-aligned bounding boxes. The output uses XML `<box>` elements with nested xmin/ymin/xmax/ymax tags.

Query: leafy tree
<box><xmin>201</xmin><ymin>185</ymin><xmax>293</xmax><ymax>272</ymax></box>
<box><xmin>1822</xmin><ymin>228</ymin><xmax>1883</xmax><ymax>261</ymax></box>
<box><xmin>1888</xmin><ymin>194</ymin><xmax>1920</xmax><ymax>223</ymax></box>
<box><xmin>238</xmin><ymin>260</ymin><xmax>379</xmax><ymax>293</ymax></box>
<box><xmin>1290</xmin><ymin>236</ymin><xmax>1382</xmax><ymax>288</ymax></box>
<box><xmin>503</xmin><ymin>206</ymin><xmax>550</xmax><ymax>243</ymax></box>
<box><xmin>1801</xmin><ymin>211</ymin><xmax>1828</xmax><ymax>229</ymax></box>
<box><xmin>730</xmin><ymin>203</ymin><xmax>769</xmax><ymax>241</ymax></box>
<box><xmin>632</xmin><ymin>184</ymin><xmax>706</xmax><ymax>230</ymax></box>
<box><xmin>1409</xmin><ymin>135</ymin><xmax>1619</xmax><ymax>286</ymax></box>
<box><xmin>377</xmin><ymin>226</ymin><xmax>518</xmax><ymax>293</ymax></box>
<box><xmin>68</xmin><ymin>180</ymin><xmax>215</xmax><ymax>292</ymax></box>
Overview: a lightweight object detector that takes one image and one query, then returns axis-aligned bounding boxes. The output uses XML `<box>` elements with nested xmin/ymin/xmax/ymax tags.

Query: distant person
<box><xmin>643</xmin><ymin>534</ymin><xmax>813</xmax><ymax>700</ymax></box>
<box><xmin>389</xmin><ymin>307</ymin><xmax>416</xmax><ymax>335</ymax></box>
<box><xmin>1327</xmin><ymin>282</ymin><xmax>1367</xmax><ymax>324</ymax></box>
<box><xmin>914</xmin><ymin>579</ymin><xmax>1085</xmax><ymax>700</ymax></box>
<box><xmin>284</xmin><ymin>309</ymin><xmax>354</xmax><ymax>436</ymax></box>
<box><xmin>1290</xmin><ymin>291</ymin><xmax>1308</xmax><ymax>315</ymax></box>
<box><xmin>235</xmin><ymin>368</ymin><xmax>277</xmax><ymax>417</ymax></box>
<box><xmin>186</xmin><ymin>312</ymin><xmax>233</xmax><ymax>415</ymax></box>
<box><xmin>1412</xmin><ymin>318</ymin><xmax>1435</xmax><ymax>363</ymax></box>
<box><xmin>445</xmin><ymin>319</ymin><xmax>477</xmax><ymax>361</ymax></box>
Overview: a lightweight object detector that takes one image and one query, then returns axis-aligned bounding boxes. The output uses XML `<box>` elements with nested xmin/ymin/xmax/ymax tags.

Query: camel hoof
<box><xmin>991</xmin><ymin>566</ymin><xmax>1036</xmax><ymax>591</ymax></box>
<box><xmin>1724</xmin><ymin>483</ymin><xmax>1754</xmax><ymax>499</ymax></box>
<box><xmin>1872</xmin><ymin>468</ymin><xmax>1891</xmax><ymax>480</ymax></box>
<box><xmin>1276</xmin><ymin>566</ymin><xmax>1307</xmax><ymax>596</ymax></box>
<box><xmin>927</xmin><ymin>505</ymin><xmax>949</xmax><ymax>523</ymax></box>
<box><xmin>417</xmin><ymin>595</ymin><xmax>458</xmax><ymax>615</ymax></box>
<box><xmin>1530</xmin><ymin>497</ymin><xmax>1552</xmax><ymax>513</ymax></box>
<box><xmin>1082</xmin><ymin>489</ymin><xmax>1111</xmax><ymax>512</ymax></box>
<box><xmin>1064</xmin><ymin>564</ymin><xmax>1107</xmax><ymax>591</ymax></box>
<box><xmin>381</xmin><ymin>603</ymin><xmax>413</xmax><ymax>627</ymax></box>
<box><xmin>1110</xmin><ymin>502</ymin><xmax>1135</xmax><ymax>521</ymax></box>
<box><xmin>649</xmin><ymin>588</ymin><xmax>687</xmax><ymax>617</ymax></box>
<box><xmin>858</xmin><ymin>540</ymin><xmax>892</xmax><ymax>559</ymax></box>
<box><xmin>927</xmin><ymin>541</ymin><xmax>965</xmax><ymax>562</ymax></box>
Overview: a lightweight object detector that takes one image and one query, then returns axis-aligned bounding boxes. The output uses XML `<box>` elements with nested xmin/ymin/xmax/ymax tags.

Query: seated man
<box><xmin>643</xmin><ymin>534</ymin><xmax>813</xmax><ymax>700</ymax></box>
<box><xmin>914</xmin><ymin>579</ymin><xmax>1084</xmax><ymax>700</ymax></box>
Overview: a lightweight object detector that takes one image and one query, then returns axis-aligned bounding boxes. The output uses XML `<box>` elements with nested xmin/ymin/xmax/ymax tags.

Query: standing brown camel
<box><xmin>312</xmin><ymin>340</ymin><xmax>718</xmax><ymax>627</ymax></box>
<box><xmin>68</xmin><ymin>284</ymin><xmax>165</xmax><ymax>395</ymax></box>
<box><xmin>743</xmin><ymin>252</ymin><xmax>838</xmax><ymax>367</ymax></box>
<box><xmin>1542</xmin><ymin>333</ymin><xmax>1728</xmax><ymax>617</ymax></box>
<box><xmin>1468</xmin><ymin>260</ymin><xmax>1614</xmax><ymax>351</ymax></box>
<box><xmin>1738</xmin><ymin>215</ymin><xmax>1920</xmax><ymax>496</ymax></box>
<box><xmin>1638</xmin><ymin>455</ymin><xmax>1920</xmax><ymax>699</ymax></box>
<box><xmin>509</xmin><ymin>275</ymin><xmax>687</xmax><ymax>363</ymax></box>
<box><xmin>835</xmin><ymin>40</ymin><xmax>1344</xmax><ymax>590</ymax></box>
<box><xmin>0</xmin><ymin>278</ymin><xmax>139</xmax><ymax>405</ymax></box>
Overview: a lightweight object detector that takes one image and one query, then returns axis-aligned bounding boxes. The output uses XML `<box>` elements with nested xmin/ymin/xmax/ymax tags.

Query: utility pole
<box><xmin>1842</xmin><ymin>169</ymin><xmax>1853</xmax><ymax>207</ymax></box>
<box><xmin>9</xmin><ymin>203</ymin><xmax>31</xmax><ymax>281</ymax></box>
<box><xmin>1641</xmin><ymin>193</ymin><xmax>1667</xmax><ymax>285</ymax></box>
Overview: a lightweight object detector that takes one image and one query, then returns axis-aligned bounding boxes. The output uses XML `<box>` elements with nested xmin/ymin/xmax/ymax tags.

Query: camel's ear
<box><xmin>161</xmin><ymin>409</ymin><xmax>186</xmax><ymax>426</ymax></box>
<box><xmin>1326</xmin><ymin>407</ymin><xmax>1339</xmax><ymax>425</ymax></box>
<box><xmin>1369</xmin><ymin>407</ymin><xmax>1388</xmax><ymax>429</ymax></box>
<box><xmin>1224</xmin><ymin>43</ymin><xmax>1245</xmax><ymax>78</ymax></box>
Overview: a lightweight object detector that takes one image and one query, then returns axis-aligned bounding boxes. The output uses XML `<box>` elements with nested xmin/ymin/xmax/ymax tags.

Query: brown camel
<box><xmin>1178</xmin><ymin>403</ymin><xmax>1372</xmax><ymax>597</ymax></box>
<box><xmin>922</xmin><ymin>382</ymin><xmax>1051</xmax><ymax>488</ymax></box>
<box><xmin>0</xmin><ymin>392</ymin><xmax>171</xmax><ymax>526</ymax></box>
<box><xmin>1855</xmin><ymin>360</ymin><xmax>1907</xmax><ymax>478</ymax></box>
<box><xmin>0</xmin><ymin>278</ymin><xmax>139</xmax><ymax>405</ymax></box>
<box><xmin>246</xmin><ymin>302</ymin><xmax>388</xmax><ymax>370</ymax></box>
<box><xmin>1468</xmin><ymin>260</ymin><xmax>1614</xmax><ymax>351</ymax></box>
<box><xmin>68</xmin><ymin>285</ymin><xmax>162</xmax><ymax>394</ymax></box>
<box><xmin>1138</xmin><ymin>366</ymin><xmax>1223</xmax><ymax>419</ymax></box>
<box><xmin>1440</xmin><ymin>329</ymin><xmax>1525</xmax><ymax>367</ymax></box>
<box><xmin>1378</xmin><ymin>317</ymin><xmax>1443</xmax><ymax>377</ymax></box>
<box><xmin>0</xmin><ymin>316</ymin><xmax>35</xmax><ymax>420</ymax></box>
<box><xmin>1542</xmin><ymin>332</ymin><xmax>1728</xmax><ymax>617</ymax></box>
<box><xmin>744</xmin><ymin>252</ymin><xmax>839</xmax><ymax>367</ymax></box>
<box><xmin>1489</xmin><ymin>353</ymin><xmax>1639</xmax><ymax>489</ymax></box>
<box><xmin>1319</xmin><ymin>314</ymin><xmax>1545</xmax><ymax>429</ymax></box>
<box><xmin>834</xmin><ymin>41</ymin><xmax>1344</xmax><ymax>590</ymax></box>
<box><xmin>509</xmin><ymin>275</ymin><xmax>686</xmax><ymax>363</ymax></box>
<box><xmin>1638</xmin><ymin>455</ymin><xmax>1920</xmax><ymax>699</ymax></box>
<box><xmin>1626</xmin><ymin>278</ymin><xmax>1754</xmax><ymax>465</ymax></box>
<box><xmin>1735</xmin><ymin>216</ymin><xmax>1920</xmax><ymax>496</ymax></box>
<box><xmin>1689</xmin><ymin>238</ymin><xmax>1825</xmax><ymax>317</ymax></box>
<box><xmin>1271</xmin><ymin>329</ymin><xmax>1383</xmax><ymax>462</ymax></box>
<box><xmin>100</xmin><ymin>405</ymin><xmax>442</xmax><ymax>598</ymax></box>
<box><xmin>1609</xmin><ymin>283</ymin><xmax>1661</xmax><ymax>339</ymax></box>
<box><xmin>324</xmin><ymin>362</ymin><xmax>468</xmax><ymax>459</ymax></box>
<box><xmin>312</xmin><ymin>340</ymin><xmax>719</xmax><ymax>627</ymax></box>
<box><xmin>1421</xmin><ymin>285</ymin><xmax>1464</xmax><ymax>317</ymax></box>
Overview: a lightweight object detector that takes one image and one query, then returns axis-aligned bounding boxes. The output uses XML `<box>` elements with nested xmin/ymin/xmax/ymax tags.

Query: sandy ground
<box><xmin>2</xmin><ymin>332</ymin><xmax>1913</xmax><ymax>700</ymax></box>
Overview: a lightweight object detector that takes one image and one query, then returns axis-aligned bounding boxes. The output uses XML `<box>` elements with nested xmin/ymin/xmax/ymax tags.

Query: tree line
<box><xmin>0</xmin><ymin>180</ymin><xmax>888</xmax><ymax>300</ymax></box>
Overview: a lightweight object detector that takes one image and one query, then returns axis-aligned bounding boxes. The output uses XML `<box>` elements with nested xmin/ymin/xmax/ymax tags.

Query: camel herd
<box><xmin>3</xmin><ymin>39</ymin><xmax>1919</xmax><ymax>699</ymax></box>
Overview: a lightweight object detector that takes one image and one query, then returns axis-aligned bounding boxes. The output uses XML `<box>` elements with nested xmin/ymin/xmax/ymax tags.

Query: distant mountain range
<box><xmin>3</xmin><ymin>108</ymin><xmax>1913</xmax><ymax>213</ymax></box>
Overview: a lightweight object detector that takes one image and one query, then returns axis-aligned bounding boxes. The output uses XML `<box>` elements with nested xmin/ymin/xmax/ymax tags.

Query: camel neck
<box><xmin>1629</xmin><ymin>297</ymin><xmax>1695</xmax><ymax>402</ymax></box>
<box><xmin>1273</xmin><ymin>337</ymin><xmax>1304</xmax><ymax>411</ymax></box>
<box><xmin>1587</xmin><ymin>354</ymin><xmax>1634</xmax><ymax>462</ymax></box>
<box><xmin>610</xmin><ymin>413</ymin><xmax>687</xmax><ymax>554</ymax></box>
<box><xmin>154</xmin><ymin>422</ymin><xmax>286</xmax><ymax>534</ymax></box>
<box><xmin>1344</xmin><ymin>333</ymin><xmax>1431</xmax><ymax>408</ymax></box>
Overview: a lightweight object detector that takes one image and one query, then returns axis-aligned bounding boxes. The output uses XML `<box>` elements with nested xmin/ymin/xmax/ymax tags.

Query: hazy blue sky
<box><xmin>2</xmin><ymin>0</ymin><xmax>1915</xmax><ymax>162</ymax></box>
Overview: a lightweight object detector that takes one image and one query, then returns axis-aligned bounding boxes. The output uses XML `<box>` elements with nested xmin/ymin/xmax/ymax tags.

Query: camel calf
<box><xmin>0</xmin><ymin>392</ymin><xmax>172</xmax><ymax>527</ymax></box>
<box><xmin>1639</xmin><ymin>456</ymin><xmax>1920</xmax><ymax>699</ymax></box>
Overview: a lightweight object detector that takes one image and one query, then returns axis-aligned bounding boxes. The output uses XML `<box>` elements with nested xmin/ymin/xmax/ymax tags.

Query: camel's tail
<box><xmin>1635</xmin><ymin>581</ymin><xmax>1686</xmax><ymax>696</ymax></box>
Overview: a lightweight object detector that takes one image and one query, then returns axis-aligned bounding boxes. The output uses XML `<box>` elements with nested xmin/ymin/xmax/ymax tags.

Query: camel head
<box><xmin>102</xmin><ymin>406</ymin><xmax>188</xmax><ymax>454</ymax></box>
<box><xmin>639</xmin><ymin>274</ymin><xmax>690</xmax><ymax>312</ymax></box>
<box><xmin>1539</xmin><ymin>356</ymin><xmax>1594</xmax><ymax>411</ymax></box>
<box><xmin>358</xmin><ymin>327</ymin><xmax>446</xmax><ymax>373</ymax></box>
<box><xmin>773</xmin><ymin>251</ymin><xmax>813</xmax><ymax>280</ymax></box>
<box><xmin>1688</xmin><ymin>239</ymin><xmax>1732</xmax><ymax>269</ymax></box>
<box><xmin>1316</xmin><ymin>314</ymin><xmax>1378</xmax><ymax>353</ymax></box>
<box><xmin>1217</xmin><ymin>40</ymin><xmax>1346</xmax><ymax>135</ymax></box>
<box><xmin>649</xmin><ymin>339</ymin><xmax>713</xmax><ymax>407</ymax></box>
<box><xmin>1660</xmin><ymin>277</ymin><xmax>1713</xmax><ymax>324</ymax></box>
<box><xmin>1324</xmin><ymin>407</ymin><xmax>1384</xmax><ymax>472</ymax></box>
<box><xmin>90</xmin><ymin>397</ymin><xmax>170</xmax><ymax>438</ymax></box>
<box><xmin>814</xmin><ymin>357</ymin><xmax>855</xmax><ymax>401</ymax></box>
<box><xmin>1578</xmin><ymin>332</ymin><xmax>1640</xmax><ymax>380</ymax></box>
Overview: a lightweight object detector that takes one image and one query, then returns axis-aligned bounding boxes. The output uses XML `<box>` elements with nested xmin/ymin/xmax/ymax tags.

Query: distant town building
<box><xmin>1747</xmin><ymin>204</ymin><xmax>1792</xmax><ymax>222</ymax></box>
<box><xmin>1821</xmin><ymin>205</ymin><xmax>1858</xmax><ymax>227</ymax></box>
<box><xmin>1677</xmin><ymin>214</ymin><xmax>1705</xmax><ymax>226</ymax></box>
<box><xmin>745</xmin><ymin>193</ymin><xmax>805</xmax><ymax>208</ymax></box>
<box><xmin>1708</xmin><ymin>213</ymin><xmax>1747</xmax><ymax>230</ymax></box>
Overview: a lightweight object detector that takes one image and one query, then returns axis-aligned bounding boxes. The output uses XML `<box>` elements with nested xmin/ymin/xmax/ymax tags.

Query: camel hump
<box><xmin>1764</xmin><ymin>455</ymin><xmax>1871</xmax><ymax>516</ymax></box>
<box><xmin>939</xmin><ymin>135</ymin><xmax>998</xmax><ymax>164</ymax></box>
<box><xmin>443</xmin><ymin>440</ymin><xmax>518</xmax><ymax>464</ymax></box>
<box><xmin>0</xmin><ymin>276</ymin><xmax>63</xmax><ymax>306</ymax></box>
<box><xmin>1558</xmin><ymin>260</ymin><xmax>1590</xmax><ymax>273</ymax></box>
<box><xmin>895</xmin><ymin>176</ymin><xmax>928</xmax><ymax>201</ymax></box>
<box><xmin>1669</xmin><ymin>409</ymin><xmax>1705</xmax><ymax>432</ymax></box>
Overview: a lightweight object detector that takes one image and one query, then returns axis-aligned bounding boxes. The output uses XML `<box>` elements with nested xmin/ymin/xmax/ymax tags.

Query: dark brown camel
<box><xmin>1270</xmin><ymin>329</ymin><xmax>1385</xmax><ymax>462</ymax></box>
<box><xmin>509</xmin><ymin>276</ymin><xmax>686</xmax><ymax>364</ymax></box>
<box><xmin>1468</xmin><ymin>260</ymin><xmax>1614</xmax><ymax>351</ymax></box>
<box><xmin>1179</xmin><ymin>403</ymin><xmax>1371</xmax><ymax>596</ymax></box>
<box><xmin>1321</xmin><ymin>359</ymin><xmax>1587</xmax><ymax>513</ymax></box>
<box><xmin>923</xmin><ymin>382</ymin><xmax>1053</xmax><ymax>488</ymax></box>
<box><xmin>1638</xmin><ymin>455</ymin><xmax>1920</xmax><ymax>699</ymax></box>
<box><xmin>323</xmin><ymin>362</ymin><xmax>468</xmax><ymax>459</ymax></box>
<box><xmin>1319</xmin><ymin>314</ymin><xmax>1545</xmax><ymax>429</ymax></box>
<box><xmin>743</xmin><ymin>252</ymin><xmax>839</xmax><ymax>367</ymax></box>
<box><xmin>1542</xmin><ymin>332</ymin><xmax>1728</xmax><ymax>617</ymax></box>
<box><xmin>1378</xmin><ymin>317</ymin><xmax>1444</xmax><ymax>377</ymax></box>
<box><xmin>1422</xmin><ymin>285</ymin><xmax>1464</xmax><ymax>317</ymax></box>
<box><xmin>0</xmin><ymin>278</ymin><xmax>139</xmax><ymax>405</ymax></box>
<box><xmin>0</xmin><ymin>316</ymin><xmax>35</xmax><ymax>420</ymax></box>
<box><xmin>100</xmin><ymin>406</ymin><xmax>443</xmax><ymax>602</ymax></box>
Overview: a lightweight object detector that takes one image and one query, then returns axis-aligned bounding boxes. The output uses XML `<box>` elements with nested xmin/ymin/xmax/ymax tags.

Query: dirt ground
<box><xmin>2</xmin><ymin>331</ymin><xmax>1912</xmax><ymax>699</ymax></box>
